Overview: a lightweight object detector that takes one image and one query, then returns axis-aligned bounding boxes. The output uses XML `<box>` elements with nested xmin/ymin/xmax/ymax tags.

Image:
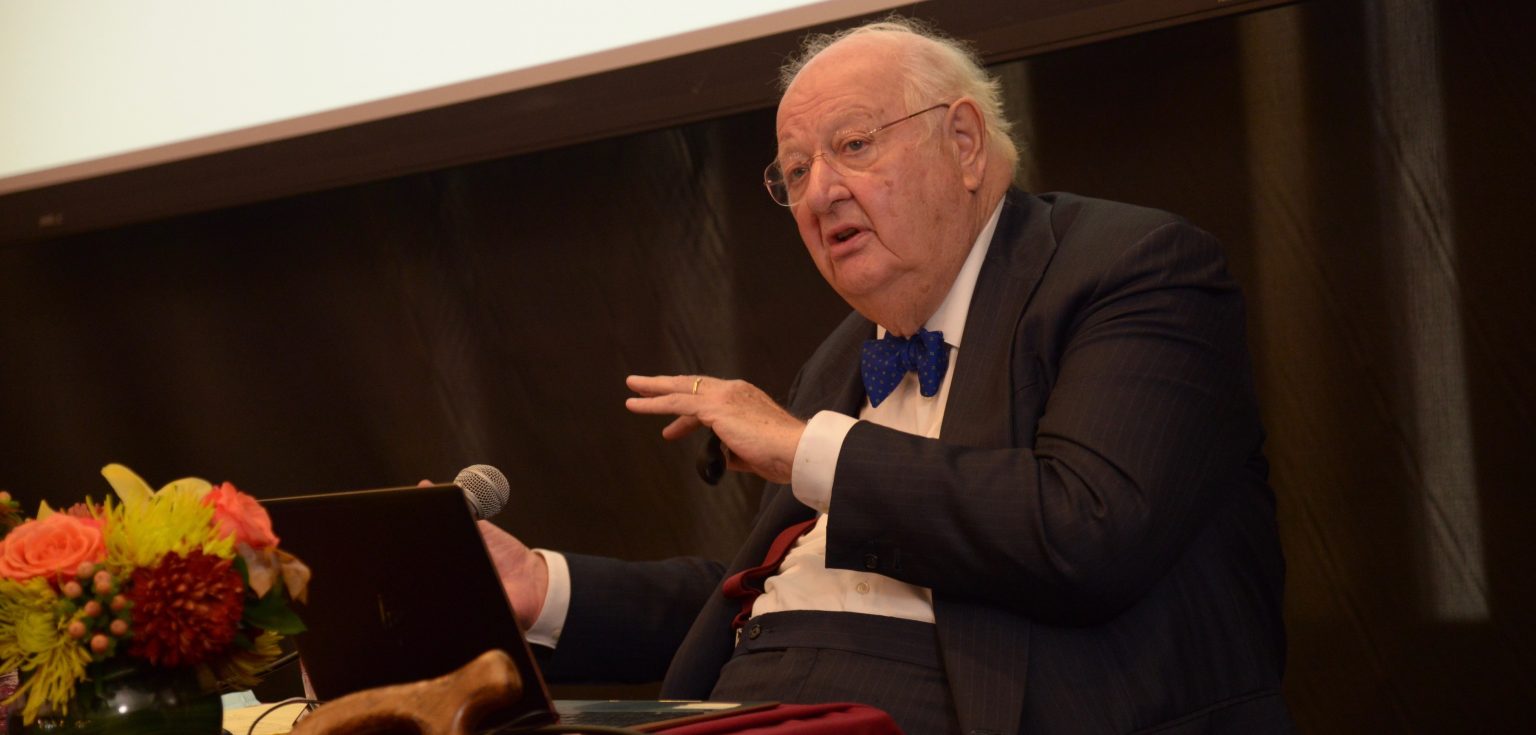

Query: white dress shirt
<box><xmin>528</xmin><ymin>201</ymin><xmax>1004</xmax><ymax>644</ymax></box>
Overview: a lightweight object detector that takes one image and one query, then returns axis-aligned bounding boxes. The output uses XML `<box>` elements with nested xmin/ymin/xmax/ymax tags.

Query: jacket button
<box><xmin>748</xmin><ymin>623</ymin><xmax>761</xmax><ymax>640</ymax></box>
<box><xmin>863</xmin><ymin>553</ymin><xmax>880</xmax><ymax>570</ymax></box>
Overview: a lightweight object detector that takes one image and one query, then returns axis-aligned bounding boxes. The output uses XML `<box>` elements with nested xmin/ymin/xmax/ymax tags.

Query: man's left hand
<box><xmin>625</xmin><ymin>375</ymin><xmax>804</xmax><ymax>484</ymax></box>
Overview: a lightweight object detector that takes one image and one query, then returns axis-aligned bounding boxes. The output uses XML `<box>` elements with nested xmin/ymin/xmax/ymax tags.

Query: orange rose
<box><xmin>205</xmin><ymin>482</ymin><xmax>280</xmax><ymax>549</ymax></box>
<box><xmin>0</xmin><ymin>513</ymin><xmax>105</xmax><ymax>582</ymax></box>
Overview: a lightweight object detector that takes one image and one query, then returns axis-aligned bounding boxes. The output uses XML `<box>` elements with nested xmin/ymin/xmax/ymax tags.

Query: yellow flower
<box><xmin>101</xmin><ymin>491</ymin><xmax>234</xmax><ymax>570</ymax></box>
<box><xmin>96</xmin><ymin>465</ymin><xmax>232</xmax><ymax>569</ymax></box>
<box><xmin>100</xmin><ymin>463</ymin><xmax>212</xmax><ymax>511</ymax></box>
<box><xmin>0</xmin><ymin>578</ymin><xmax>91</xmax><ymax>724</ymax></box>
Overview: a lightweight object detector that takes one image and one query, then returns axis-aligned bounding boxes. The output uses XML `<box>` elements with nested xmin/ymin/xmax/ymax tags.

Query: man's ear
<box><xmin>947</xmin><ymin>98</ymin><xmax>988</xmax><ymax>191</ymax></box>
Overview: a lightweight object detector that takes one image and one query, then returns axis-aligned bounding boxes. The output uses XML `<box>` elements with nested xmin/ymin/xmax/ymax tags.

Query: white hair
<box><xmin>779</xmin><ymin>16</ymin><xmax>1021</xmax><ymax>172</ymax></box>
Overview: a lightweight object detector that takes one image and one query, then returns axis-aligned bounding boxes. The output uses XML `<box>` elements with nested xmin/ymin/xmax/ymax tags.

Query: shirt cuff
<box><xmin>791</xmin><ymin>410</ymin><xmax>859</xmax><ymax>513</ymax></box>
<box><xmin>524</xmin><ymin>549</ymin><xmax>570</xmax><ymax>649</ymax></box>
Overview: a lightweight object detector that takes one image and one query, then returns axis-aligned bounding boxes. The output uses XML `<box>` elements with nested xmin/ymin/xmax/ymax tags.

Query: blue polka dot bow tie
<box><xmin>860</xmin><ymin>328</ymin><xmax>951</xmax><ymax>408</ymax></box>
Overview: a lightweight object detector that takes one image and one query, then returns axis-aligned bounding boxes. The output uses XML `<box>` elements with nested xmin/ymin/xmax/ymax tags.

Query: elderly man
<box><xmin>483</xmin><ymin>18</ymin><xmax>1290</xmax><ymax>734</ymax></box>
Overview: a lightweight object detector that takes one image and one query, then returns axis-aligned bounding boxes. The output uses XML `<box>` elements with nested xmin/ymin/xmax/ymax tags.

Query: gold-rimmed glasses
<box><xmin>763</xmin><ymin>102</ymin><xmax>952</xmax><ymax>207</ymax></box>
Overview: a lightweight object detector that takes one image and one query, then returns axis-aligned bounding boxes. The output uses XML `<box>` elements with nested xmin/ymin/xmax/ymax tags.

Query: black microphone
<box><xmin>455</xmin><ymin>464</ymin><xmax>510</xmax><ymax>519</ymax></box>
<box><xmin>697</xmin><ymin>431</ymin><xmax>728</xmax><ymax>485</ymax></box>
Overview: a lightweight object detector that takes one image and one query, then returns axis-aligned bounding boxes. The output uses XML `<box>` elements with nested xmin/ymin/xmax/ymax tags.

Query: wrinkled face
<box><xmin>775</xmin><ymin>37</ymin><xmax>970</xmax><ymax>314</ymax></box>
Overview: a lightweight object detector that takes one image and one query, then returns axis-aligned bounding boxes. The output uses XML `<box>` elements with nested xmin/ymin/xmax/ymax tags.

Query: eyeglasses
<box><xmin>763</xmin><ymin>102</ymin><xmax>952</xmax><ymax>207</ymax></box>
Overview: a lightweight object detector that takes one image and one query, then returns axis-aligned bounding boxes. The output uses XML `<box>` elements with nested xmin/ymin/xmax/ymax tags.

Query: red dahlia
<box><xmin>126</xmin><ymin>550</ymin><xmax>245</xmax><ymax>667</ymax></box>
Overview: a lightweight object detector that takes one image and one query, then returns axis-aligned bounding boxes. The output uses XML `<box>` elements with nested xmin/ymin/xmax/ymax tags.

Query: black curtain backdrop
<box><xmin>1</xmin><ymin>1</ymin><xmax>1531</xmax><ymax>731</ymax></box>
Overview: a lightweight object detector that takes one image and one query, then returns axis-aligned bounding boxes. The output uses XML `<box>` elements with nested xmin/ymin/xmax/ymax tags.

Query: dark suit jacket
<box><xmin>546</xmin><ymin>191</ymin><xmax>1290</xmax><ymax>734</ymax></box>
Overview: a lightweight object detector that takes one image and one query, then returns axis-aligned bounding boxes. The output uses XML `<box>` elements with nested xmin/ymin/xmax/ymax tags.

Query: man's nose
<box><xmin>799</xmin><ymin>156</ymin><xmax>850</xmax><ymax>212</ymax></box>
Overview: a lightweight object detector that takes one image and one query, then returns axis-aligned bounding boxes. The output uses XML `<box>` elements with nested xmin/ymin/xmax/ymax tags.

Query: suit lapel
<box><xmin>941</xmin><ymin>190</ymin><xmax>1057</xmax><ymax>448</ymax></box>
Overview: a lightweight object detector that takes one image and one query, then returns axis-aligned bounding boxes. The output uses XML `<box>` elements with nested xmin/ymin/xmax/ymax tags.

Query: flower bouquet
<box><xmin>0</xmin><ymin>464</ymin><xmax>309</xmax><ymax>728</ymax></box>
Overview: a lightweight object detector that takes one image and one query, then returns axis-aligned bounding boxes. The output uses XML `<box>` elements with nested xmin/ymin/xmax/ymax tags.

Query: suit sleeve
<box><xmin>824</xmin><ymin>219</ymin><xmax>1265</xmax><ymax>625</ymax></box>
<box><xmin>536</xmin><ymin>553</ymin><xmax>724</xmax><ymax>683</ymax></box>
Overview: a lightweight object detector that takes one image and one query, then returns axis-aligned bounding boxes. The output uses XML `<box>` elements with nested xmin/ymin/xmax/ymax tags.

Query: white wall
<box><xmin>0</xmin><ymin>0</ymin><xmax>902</xmax><ymax>194</ymax></box>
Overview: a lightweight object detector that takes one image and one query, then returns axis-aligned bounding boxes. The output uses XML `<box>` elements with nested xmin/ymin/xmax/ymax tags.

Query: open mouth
<box><xmin>831</xmin><ymin>226</ymin><xmax>861</xmax><ymax>244</ymax></box>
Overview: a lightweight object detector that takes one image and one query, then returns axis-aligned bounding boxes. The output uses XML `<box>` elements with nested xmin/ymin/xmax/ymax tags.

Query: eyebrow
<box><xmin>776</xmin><ymin>109</ymin><xmax>884</xmax><ymax>156</ymax></box>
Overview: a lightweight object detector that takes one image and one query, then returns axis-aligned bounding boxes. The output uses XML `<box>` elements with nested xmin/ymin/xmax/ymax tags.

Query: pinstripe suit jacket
<box><xmin>548</xmin><ymin>190</ymin><xmax>1290</xmax><ymax>734</ymax></box>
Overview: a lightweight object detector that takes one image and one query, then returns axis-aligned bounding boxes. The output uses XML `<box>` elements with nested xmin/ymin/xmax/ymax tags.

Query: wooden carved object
<box><xmin>290</xmin><ymin>649</ymin><xmax>523</xmax><ymax>735</ymax></box>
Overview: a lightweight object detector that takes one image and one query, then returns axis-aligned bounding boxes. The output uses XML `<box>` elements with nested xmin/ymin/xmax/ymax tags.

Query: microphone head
<box><xmin>455</xmin><ymin>464</ymin><xmax>510</xmax><ymax>520</ymax></box>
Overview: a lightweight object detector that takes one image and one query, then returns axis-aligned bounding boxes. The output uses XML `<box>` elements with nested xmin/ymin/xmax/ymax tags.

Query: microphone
<box><xmin>455</xmin><ymin>464</ymin><xmax>510</xmax><ymax>520</ymax></box>
<box><xmin>697</xmin><ymin>431</ymin><xmax>728</xmax><ymax>486</ymax></box>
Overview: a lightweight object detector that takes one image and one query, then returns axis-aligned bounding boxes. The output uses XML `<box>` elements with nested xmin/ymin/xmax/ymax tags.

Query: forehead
<box><xmin>776</xmin><ymin>36</ymin><xmax>908</xmax><ymax>146</ymax></box>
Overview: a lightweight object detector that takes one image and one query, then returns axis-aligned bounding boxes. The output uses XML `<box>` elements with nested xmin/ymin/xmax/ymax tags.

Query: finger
<box><xmin>476</xmin><ymin>519</ymin><xmax>513</xmax><ymax>543</ymax></box>
<box><xmin>626</xmin><ymin>374</ymin><xmax>699</xmax><ymax>397</ymax></box>
<box><xmin>417</xmin><ymin>479</ymin><xmax>433</xmax><ymax>487</ymax></box>
<box><xmin>661</xmin><ymin>415</ymin><xmax>704</xmax><ymax>440</ymax></box>
<box><xmin>625</xmin><ymin>393</ymin><xmax>698</xmax><ymax>415</ymax></box>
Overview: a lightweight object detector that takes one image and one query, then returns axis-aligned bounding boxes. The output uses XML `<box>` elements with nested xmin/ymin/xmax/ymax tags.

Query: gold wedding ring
<box><xmin>692</xmin><ymin>377</ymin><xmax>703</xmax><ymax>395</ymax></box>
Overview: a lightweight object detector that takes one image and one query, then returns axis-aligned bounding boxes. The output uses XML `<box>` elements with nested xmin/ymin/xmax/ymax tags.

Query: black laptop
<box><xmin>262</xmin><ymin>484</ymin><xmax>771</xmax><ymax>732</ymax></box>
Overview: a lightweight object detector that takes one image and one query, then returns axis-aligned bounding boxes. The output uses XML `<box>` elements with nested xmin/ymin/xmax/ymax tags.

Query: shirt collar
<box><xmin>875</xmin><ymin>198</ymin><xmax>1005</xmax><ymax>348</ymax></box>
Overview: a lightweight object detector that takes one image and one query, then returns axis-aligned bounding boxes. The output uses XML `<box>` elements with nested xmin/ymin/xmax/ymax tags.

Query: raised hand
<box><xmin>625</xmin><ymin>375</ymin><xmax>805</xmax><ymax>485</ymax></box>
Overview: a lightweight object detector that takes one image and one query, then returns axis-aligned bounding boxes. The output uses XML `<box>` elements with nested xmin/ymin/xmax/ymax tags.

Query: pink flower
<box><xmin>0</xmin><ymin>513</ymin><xmax>105</xmax><ymax>582</ymax></box>
<box><xmin>204</xmin><ymin>482</ymin><xmax>280</xmax><ymax>549</ymax></box>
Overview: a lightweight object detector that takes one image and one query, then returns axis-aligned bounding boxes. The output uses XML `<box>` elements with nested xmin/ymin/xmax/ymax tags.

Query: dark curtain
<box><xmin>1</xmin><ymin>0</ymin><xmax>1531</xmax><ymax>730</ymax></box>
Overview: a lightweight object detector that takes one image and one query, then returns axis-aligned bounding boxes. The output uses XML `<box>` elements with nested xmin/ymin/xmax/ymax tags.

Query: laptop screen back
<box><xmin>262</xmin><ymin>484</ymin><xmax>556</xmax><ymax>728</ymax></box>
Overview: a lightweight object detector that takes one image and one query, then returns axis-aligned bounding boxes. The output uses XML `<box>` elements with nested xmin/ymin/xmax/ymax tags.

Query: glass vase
<box><xmin>5</xmin><ymin>662</ymin><xmax>221</xmax><ymax>735</ymax></box>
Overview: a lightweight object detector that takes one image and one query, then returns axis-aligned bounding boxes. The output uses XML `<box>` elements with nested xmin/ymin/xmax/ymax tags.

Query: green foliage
<box><xmin>242</xmin><ymin>583</ymin><xmax>306</xmax><ymax>636</ymax></box>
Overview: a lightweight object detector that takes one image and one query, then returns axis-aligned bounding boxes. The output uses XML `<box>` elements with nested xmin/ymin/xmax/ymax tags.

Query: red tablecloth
<box><xmin>658</xmin><ymin>702</ymin><xmax>902</xmax><ymax>734</ymax></box>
